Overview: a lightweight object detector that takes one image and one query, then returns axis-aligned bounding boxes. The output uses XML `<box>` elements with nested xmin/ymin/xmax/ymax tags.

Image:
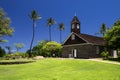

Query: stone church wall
<box><xmin>62</xmin><ymin>44</ymin><xmax>101</xmax><ymax>58</ymax></box>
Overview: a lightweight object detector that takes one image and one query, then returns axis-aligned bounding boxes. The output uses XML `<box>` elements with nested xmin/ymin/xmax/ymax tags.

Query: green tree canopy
<box><xmin>5</xmin><ymin>46</ymin><xmax>12</xmax><ymax>54</ymax></box>
<box><xmin>100</xmin><ymin>23</ymin><xmax>107</xmax><ymax>36</ymax></box>
<box><xmin>96</xmin><ymin>23</ymin><xmax>107</xmax><ymax>37</ymax></box>
<box><xmin>0</xmin><ymin>8</ymin><xmax>14</xmax><ymax>42</ymax></box>
<box><xmin>32</xmin><ymin>40</ymin><xmax>48</xmax><ymax>56</ymax></box>
<box><xmin>14</xmin><ymin>43</ymin><xmax>24</xmax><ymax>52</ymax></box>
<box><xmin>0</xmin><ymin>46</ymin><xmax>6</xmax><ymax>57</ymax></box>
<box><xmin>104</xmin><ymin>20</ymin><xmax>120</xmax><ymax>49</ymax></box>
<box><xmin>29</xmin><ymin>10</ymin><xmax>41</xmax><ymax>57</ymax></box>
<box><xmin>42</xmin><ymin>41</ymin><xmax>62</xmax><ymax>57</ymax></box>
<box><xmin>114</xmin><ymin>19</ymin><xmax>120</xmax><ymax>26</ymax></box>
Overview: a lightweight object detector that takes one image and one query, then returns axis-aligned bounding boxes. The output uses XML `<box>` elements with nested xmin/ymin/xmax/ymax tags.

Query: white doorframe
<box><xmin>72</xmin><ymin>49</ymin><xmax>77</xmax><ymax>58</ymax></box>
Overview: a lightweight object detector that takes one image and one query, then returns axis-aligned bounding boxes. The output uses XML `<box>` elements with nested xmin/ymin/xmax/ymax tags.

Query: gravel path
<box><xmin>88</xmin><ymin>58</ymin><xmax>120</xmax><ymax>65</ymax></box>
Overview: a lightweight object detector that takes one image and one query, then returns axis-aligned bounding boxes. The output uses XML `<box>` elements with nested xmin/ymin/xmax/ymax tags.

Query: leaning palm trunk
<box><xmin>29</xmin><ymin>10</ymin><xmax>41</xmax><ymax>58</ymax></box>
<box><xmin>29</xmin><ymin>20</ymin><xmax>35</xmax><ymax>57</ymax></box>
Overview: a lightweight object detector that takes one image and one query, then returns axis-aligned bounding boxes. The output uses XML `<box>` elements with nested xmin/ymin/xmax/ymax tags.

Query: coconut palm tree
<box><xmin>29</xmin><ymin>10</ymin><xmax>41</xmax><ymax>57</ymax></box>
<box><xmin>5</xmin><ymin>46</ymin><xmax>12</xmax><ymax>54</ymax></box>
<box><xmin>95</xmin><ymin>23</ymin><xmax>107</xmax><ymax>37</ymax></box>
<box><xmin>100</xmin><ymin>23</ymin><xmax>107</xmax><ymax>36</ymax></box>
<box><xmin>47</xmin><ymin>17</ymin><xmax>56</xmax><ymax>41</ymax></box>
<box><xmin>58</xmin><ymin>23</ymin><xmax>65</xmax><ymax>43</ymax></box>
<box><xmin>14</xmin><ymin>43</ymin><xmax>24</xmax><ymax>52</ymax></box>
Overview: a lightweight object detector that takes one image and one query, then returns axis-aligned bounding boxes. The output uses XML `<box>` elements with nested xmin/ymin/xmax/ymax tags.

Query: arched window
<box><xmin>77</xmin><ymin>24</ymin><xmax>79</xmax><ymax>29</ymax></box>
<box><xmin>71</xmin><ymin>34</ymin><xmax>75</xmax><ymax>40</ymax></box>
<box><xmin>72</xmin><ymin>24</ymin><xmax>75</xmax><ymax>29</ymax></box>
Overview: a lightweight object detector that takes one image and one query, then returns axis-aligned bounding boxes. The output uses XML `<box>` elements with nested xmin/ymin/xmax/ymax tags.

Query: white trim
<box><xmin>77</xmin><ymin>24</ymin><xmax>79</xmax><ymax>29</ymax></box>
<box><xmin>63</xmin><ymin>43</ymin><xmax>92</xmax><ymax>47</ymax></box>
<box><xmin>71</xmin><ymin>34</ymin><xmax>75</xmax><ymax>40</ymax></box>
<box><xmin>62</xmin><ymin>32</ymin><xmax>74</xmax><ymax>45</ymax></box>
<box><xmin>96</xmin><ymin>46</ymin><xmax>99</xmax><ymax>54</ymax></box>
<box><xmin>62</xmin><ymin>32</ymin><xmax>88</xmax><ymax>45</ymax></box>
<box><xmin>73</xmin><ymin>49</ymin><xmax>77</xmax><ymax>57</ymax></box>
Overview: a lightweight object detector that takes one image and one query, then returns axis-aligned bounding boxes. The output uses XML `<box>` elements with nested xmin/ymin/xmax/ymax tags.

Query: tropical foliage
<box><xmin>29</xmin><ymin>10</ymin><xmax>41</xmax><ymax>57</ymax></box>
<box><xmin>47</xmin><ymin>17</ymin><xmax>56</xmax><ymax>41</ymax></box>
<box><xmin>0</xmin><ymin>8</ymin><xmax>14</xmax><ymax>42</ymax></box>
<box><xmin>58</xmin><ymin>23</ymin><xmax>65</xmax><ymax>43</ymax></box>
<box><xmin>96</xmin><ymin>23</ymin><xmax>107</xmax><ymax>36</ymax></box>
<box><xmin>32</xmin><ymin>40</ymin><xmax>49</xmax><ymax>57</ymax></box>
<box><xmin>0</xmin><ymin>46</ymin><xmax>5</xmax><ymax>57</ymax></box>
<box><xmin>5</xmin><ymin>46</ymin><xmax>12</xmax><ymax>54</ymax></box>
<box><xmin>4</xmin><ymin>52</ymin><xmax>27</xmax><ymax>60</ymax></box>
<box><xmin>42</xmin><ymin>41</ymin><xmax>62</xmax><ymax>57</ymax></box>
<box><xmin>101</xmin><ymin>51</ymin><xmax>109</xmax><ymax>59</ymax></box>
<box><xmin>14</xmin><ymin>43</ymin><xmax>24</xmax><ymax>52</ymax></box>
<box><xmin>31</xmin><ymin>41</ymin><xmax>62</xmax><ymax>57</ymax></box>
<box><xmin>104</xmin><ymin>20</ymin><xmax>120</xmax><ymax>49</ymax></box>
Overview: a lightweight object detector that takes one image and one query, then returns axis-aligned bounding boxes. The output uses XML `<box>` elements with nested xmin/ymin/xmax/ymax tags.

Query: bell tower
<box><xmin>71</xmin><ymin>16</ymin><xmax>80</xmax><ymax>34</ymax></box>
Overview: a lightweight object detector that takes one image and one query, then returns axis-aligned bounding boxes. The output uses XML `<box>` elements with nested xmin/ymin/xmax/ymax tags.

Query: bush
<box><xmin>118</xmin><ymin>50</ymin><xmax>120</xmax><ymax>58</ymax></box>
<box><xmin>0</xmin><ymin>60</ymin><xmax>35</xmax><ymax>65</ymax></box>
<box><xmin>42</xmin><ymin>41</ymin><xmax>62</xmax><ymax>57</ymax></box>
<box><xmin>101</xmin><ymin>51</ymin><xmax>109</xmax><ymax>60</ymax></box>
<box><xmin>0</xmin><ymin>46</ymin><xmax>6</xmax><ymax>57</ymax></box>
<box><xmin>4</xmin><ymin>52</ymin><xmax>27</xmax><ymax>60</ymax></box>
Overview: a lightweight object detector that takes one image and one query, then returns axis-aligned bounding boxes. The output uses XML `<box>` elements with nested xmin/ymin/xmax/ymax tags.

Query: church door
<box><xmin>72</xmin><ymin>49</ymin><xmax>77</xmax><ymax>58</ymax></box>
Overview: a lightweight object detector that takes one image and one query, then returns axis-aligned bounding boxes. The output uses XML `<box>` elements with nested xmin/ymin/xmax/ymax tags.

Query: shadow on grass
<box><xmin>0</xmin><ymin>60</ymin><xmax>35</xmax><ymax>65</ymax></box>
<box><xmin>108</xmin><ymin>58</ymin><xmax>120</xmax><ymax>62</ymax></box>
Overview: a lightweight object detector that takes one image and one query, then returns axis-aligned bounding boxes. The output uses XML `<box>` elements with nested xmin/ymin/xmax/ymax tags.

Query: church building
<box><xmin>62</xmin><ymin>16</ymin><xmax>105</xmax><ymax>58</ymax></box>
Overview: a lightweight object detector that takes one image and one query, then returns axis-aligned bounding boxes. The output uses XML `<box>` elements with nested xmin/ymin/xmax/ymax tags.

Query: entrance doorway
<box><xmin>72</xmin><ymin>49</ymin><xmax>77</xmax><ymax>58</ymax></box>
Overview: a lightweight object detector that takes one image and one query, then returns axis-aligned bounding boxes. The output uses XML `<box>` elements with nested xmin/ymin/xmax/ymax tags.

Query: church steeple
<box><xmin>71</xmin><ymin>16</ymin><xmax>80</xmax><ymax>34</ymax></box>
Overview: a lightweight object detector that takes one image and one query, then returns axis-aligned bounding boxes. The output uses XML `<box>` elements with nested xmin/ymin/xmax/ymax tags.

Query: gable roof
<box><xmin>78</xmin><ymin>33</ymin><xmax>105</xmax><ymax>45</ymax></box>
<box><xmin>63</xmin><ymin>32</ymin><xmax>105</xmax><ymax>45</ymax></box>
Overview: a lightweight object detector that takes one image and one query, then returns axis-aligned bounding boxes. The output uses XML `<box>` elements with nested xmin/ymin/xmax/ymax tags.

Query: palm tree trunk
<box><xmin>60</xmin><ymin>30</ymin><xmax>62</xmax><ymax>43</ymax></box>
<box><xmin>29</xmin><ymin>20</ymin><xmax>35</xmax><ymax>57</ymax></box>
<box><xmin>49</xmin><ymin>26</ymin><xmax>51</xmax><ymax>41</ymax></box>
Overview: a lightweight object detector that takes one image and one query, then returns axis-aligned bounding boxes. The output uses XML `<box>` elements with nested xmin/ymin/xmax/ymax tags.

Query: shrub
<box><xmin>0</xmin><ymin>60</ymin><xmax>35</xmax><ymax>65</ymax></box>
<box><xmin>4</xmin><ymin>52</ymin><xmax>27</xmax><ymax>60</ymax></box>
<box><xmin>118</xmin><ymin>50</ymin><xmax>120</xmax><ymax>58</ymax></box>
<box><xmin>42</xmin><ymin>41</ymin><xmax>63</xmax><ymax>57</ymax></box>
<box><xmin>101</xmin><ymin>51</ymin><xmax>109</xmax><ymax>60</ymax></box>
<box><xmin>0</xmin><ymin>46</ymin><xmax>6</xmax><ymax>57</ymax></box>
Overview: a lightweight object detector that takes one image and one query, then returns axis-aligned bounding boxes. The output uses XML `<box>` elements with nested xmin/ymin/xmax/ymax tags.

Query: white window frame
<box><xmin>71</xmin><ymin>34</ymin><xmax>75</xmax><ymax>40</ymax></box>
<box><xmin>72</xmin><ymin>24</ymin><xmax>75</xmax><ymax>29</ymax></box>
<box><xmin>96</xmin><ymin>46</ymin><xmax>99</xmax><ymax>54</ymax></box>
<box><xmin>72</xmin><ymin>49</ymin><xmax>77</xmax><ymax>57</ymax></box>
<box><xmin>77</xmin><ymin>24</ymin><xmax>79</xmax><ymax>29</ymax></box>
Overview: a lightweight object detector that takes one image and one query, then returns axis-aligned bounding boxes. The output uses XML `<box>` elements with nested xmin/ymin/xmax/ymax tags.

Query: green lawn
<box><xmin>0</xmin><ymin>58</ymin><xmax>120</xmax><ymax>80</ymax></box>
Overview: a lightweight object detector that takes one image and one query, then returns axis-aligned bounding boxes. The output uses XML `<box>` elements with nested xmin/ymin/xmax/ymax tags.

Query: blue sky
<box><xmin>0</xmin><ymin>0</ymin><xmax>120</xmax><ymax>52</ymax></box>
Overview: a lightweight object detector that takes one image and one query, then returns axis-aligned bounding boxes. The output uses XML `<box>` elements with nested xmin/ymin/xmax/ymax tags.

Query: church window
<box><xmin>77</xmin><ymin>24</ymin><xmax>79</xmax><ymax>29</ymax></box>
<box><xmin>96</xmin><ymin>46</ymin><xmax>99</xmax><ymax>54</ymax></box>
<box><xmin>71</xmin><ymin>34</ymin><xmax>75</xmax><ymax>40</ymax></box>
<box><xmin>72</xmin><ymin>24</ymin><xmax>75</xmax><ymax>29</ymax></box>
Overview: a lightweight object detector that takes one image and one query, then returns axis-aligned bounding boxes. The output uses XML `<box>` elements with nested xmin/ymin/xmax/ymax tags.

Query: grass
<box><xmin>0</xmin><ymin>58</ymin><xmax>120</xmax><ymax>80</ymax></box>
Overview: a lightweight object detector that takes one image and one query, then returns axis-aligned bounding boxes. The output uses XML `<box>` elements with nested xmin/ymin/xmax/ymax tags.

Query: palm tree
<box><xmin>29</xmin><ymin>10</ymin><xmax>41</xmax><ymax>57</ymax></box>
<box><xmin>95</xmin><ymin>23</ymin><xmax>107</xmax><ymax>37</ymax></box>
<box><xmin>5</xmin><ymin>46</ymin><xmax>12</xmax><ymax>54</ymax></box>
<box><xmin>100</xmin><ymin>23</ymin><xmax>107</xmax><ymax>36</ymax></box>
<box><xmin>58</xmin><ymin>23</ymin><xmax>65</xmax><ymax>43</ymax></box>
<box><xmin>14</xmin><ymin>43</ymin><xmax>24</xmax><ymax>52</ymax></box>
<box><xmin>47</xmin><ymin>17</ymin><xmax>56</xmax><ymax>41</ymax></box>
